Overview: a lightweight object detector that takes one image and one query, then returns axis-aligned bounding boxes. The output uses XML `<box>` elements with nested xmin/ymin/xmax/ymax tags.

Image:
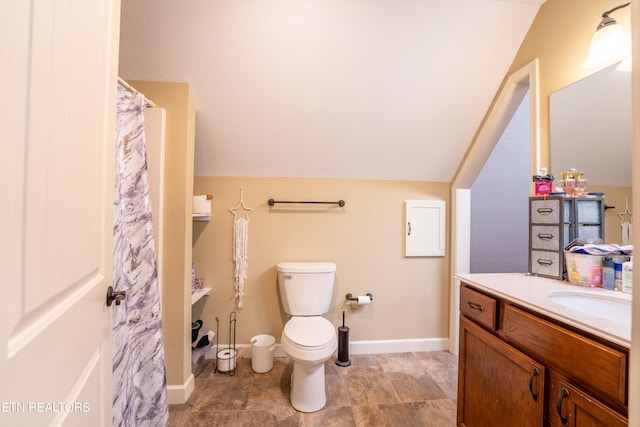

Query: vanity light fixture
<box><xmin>583</xmin><ymin>2</ymin><xmax>631</xmax><ymax>69</ymax></box>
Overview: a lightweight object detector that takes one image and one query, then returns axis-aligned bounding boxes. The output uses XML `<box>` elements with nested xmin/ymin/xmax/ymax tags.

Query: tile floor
<box><xmin>169</xmin><ymin>351</ymin><xmax>458</xmax><ymax>426</ymax></box>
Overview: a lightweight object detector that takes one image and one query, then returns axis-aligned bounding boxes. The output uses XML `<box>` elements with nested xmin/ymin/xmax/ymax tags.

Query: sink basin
<box><xmin>547</xmin><ymin>290</ymin><xmax>631</xmax><ymax>323</ymax></box>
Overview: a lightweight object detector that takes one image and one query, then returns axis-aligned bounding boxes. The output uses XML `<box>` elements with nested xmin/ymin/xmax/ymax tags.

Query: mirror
<box><xmin>550</xmin><ymin>63</ymin><xmax>631</xmax><ymax>187</ymax></box>
<box><xmin>550</xmin><ymin>63</ymin><xmax>632</xmax><ymax>245</ymax></box>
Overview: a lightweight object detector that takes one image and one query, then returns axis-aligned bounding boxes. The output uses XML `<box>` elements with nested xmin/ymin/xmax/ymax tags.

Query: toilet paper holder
<box><xmin>345</xmin><ymin>293</ymin><xmax>373</xmax><ymax>303</ymax></box>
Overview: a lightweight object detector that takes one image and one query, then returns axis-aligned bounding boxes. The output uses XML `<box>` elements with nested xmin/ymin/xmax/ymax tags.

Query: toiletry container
<box><xmin>602</xmin><ymin>259</ymin><xmax>615</xmax><ymax>290</ymax></box>
<box><xmin>622</xmin><ymin>256</ymin><xmax>633</xmax><ymax>294</ymax></box>
<box><xmin>589</xmin><ymin>264</ymin><xmax>603</xmax><ymax>288</ymax></box>
<box><xmin>533</xmin><ymin>167</ymin><xmax>554</xmax><ymax>196</ymax></box>
<box><xmin>614</xmin><ymin>262</ymin><xmax>624</xmax><ymax>291</ymax></box>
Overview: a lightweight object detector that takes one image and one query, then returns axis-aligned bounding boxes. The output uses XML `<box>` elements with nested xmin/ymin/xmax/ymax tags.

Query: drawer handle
<box><xmin>466</xmin><ymin>301</ymin><xmax>484</xmax><ymax>312</ymax></box>
<box><xmin>537</xmin><ymin>233</ymin><xmax>554</xmax><ymax>240</ymax></box>
<box><xmin>556</xmin><ymin>388</ymin><xmax>569</xmax><ymax>426</ymax></box>
<box><xmin>536</xmin><ymin>258</ymin><xmax>553</xmax><ymax>266</ymax></box>
<box><xmin>528</xmin><ymin>367</ymin><xmax>539</xmax><ymax>402</ymax></box>
<box><xmin>537</xmin><ymin>207</ymin><xmax>554</xmax><ymax>215</ymax></box>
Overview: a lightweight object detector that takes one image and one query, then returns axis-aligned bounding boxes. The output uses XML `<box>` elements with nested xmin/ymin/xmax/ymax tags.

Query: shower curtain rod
<box><xmin>117</xmin><ymin>76</ymin><xmax>157</xmax><ymax>108</ymax></box>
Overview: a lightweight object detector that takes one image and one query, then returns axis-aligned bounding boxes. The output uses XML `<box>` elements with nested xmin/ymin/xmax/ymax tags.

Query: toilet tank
<box><xmin>277</xmin><ymin>262</ymin><xmax>336</xmax><ymax>316</ymax></box>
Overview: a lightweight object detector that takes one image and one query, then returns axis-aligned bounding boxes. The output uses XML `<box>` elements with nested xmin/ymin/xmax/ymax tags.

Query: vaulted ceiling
<box><xmin>119</xmin><ymin>0</ymin><xmax>546</xmax><ymax>182</ymax></box>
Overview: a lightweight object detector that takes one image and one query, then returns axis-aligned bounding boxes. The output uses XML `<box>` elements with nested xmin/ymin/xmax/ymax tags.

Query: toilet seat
<box><xmin>281</xmin><ymin>317</ymin><xmax>337</xmax><ymax>362</ymax></box>
<box><xmin>284</xmin><ymin>317</ymin><xmax>335</xmax><ymax>347</ymax></box>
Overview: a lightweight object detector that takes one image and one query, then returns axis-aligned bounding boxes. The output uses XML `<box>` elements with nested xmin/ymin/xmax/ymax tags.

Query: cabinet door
<box><xmin>458</xmin><ymin>317</ymin><xmax>545</xmax><ymax>427</ymax></box>
<box><xmin>405</xmin><ymin>200</ymin><xmax>445</xmax><ymax>256</ymax></box>
<box><xmin>550</xmin><ymin>373</ymin><xmax>627</xmax><ymax>427</ymax></box>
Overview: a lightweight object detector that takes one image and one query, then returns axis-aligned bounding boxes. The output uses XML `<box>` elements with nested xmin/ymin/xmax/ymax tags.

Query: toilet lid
<box><xmin>284</xmin><ymin>317</ymin><xmax>335</xmax><ymax>347</ymax></box>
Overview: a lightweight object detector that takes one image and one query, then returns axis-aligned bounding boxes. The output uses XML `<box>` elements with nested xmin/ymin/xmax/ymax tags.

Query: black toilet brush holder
<box><xmin>336</xmin><ymin>311</ymin><xmax>351</xmax><ymax>367</ymax></box>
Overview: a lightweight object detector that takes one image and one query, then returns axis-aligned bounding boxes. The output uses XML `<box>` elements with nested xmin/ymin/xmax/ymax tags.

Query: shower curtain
<box><xmin>112</xmin><ymin>85</ymin><xmax>169</xmax><ymax>427</ymax></box>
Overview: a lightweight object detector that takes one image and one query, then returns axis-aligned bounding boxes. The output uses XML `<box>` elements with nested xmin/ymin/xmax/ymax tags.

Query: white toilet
<box><xmin>277</xmin><ymin>262</ymin><xmax>338</xmax><ymax>412</ymax></box>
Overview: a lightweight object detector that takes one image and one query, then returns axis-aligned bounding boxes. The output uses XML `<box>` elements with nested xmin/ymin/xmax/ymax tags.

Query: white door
<box><xmin>1</xmin><ymin>0</ymin><xmax>120</xmax><ymax>425</ymax></box>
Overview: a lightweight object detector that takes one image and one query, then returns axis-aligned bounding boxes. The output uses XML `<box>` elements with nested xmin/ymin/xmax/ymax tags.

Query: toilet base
<box><xmin>290</xmin><ymin>361</ymin><xmax>327</xmax><ymax>412</ymax></box>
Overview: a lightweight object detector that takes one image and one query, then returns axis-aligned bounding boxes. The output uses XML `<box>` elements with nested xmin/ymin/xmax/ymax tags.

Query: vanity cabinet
<box><xmin>529</xmin><ymin>195</ymin><xmax>605</xmax><ymax>280</ymax></box>
<box><xmin>457</xmin><ymin>284</ymin><xmax>628</xmax><ymax>427</ymax></box>
<box><xmin>549</xmin><ymin>371</ymin><xmax>627</xmax><ymax>427</ymax></box>
<box><xmin>459</xmin><ymin>317</ymin><xmax>545</xmax><ymax>426</ymax></box>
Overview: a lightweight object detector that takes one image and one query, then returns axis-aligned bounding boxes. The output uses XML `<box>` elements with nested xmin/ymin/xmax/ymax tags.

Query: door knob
<box><xmin>106</xmin><ymin>286</ymin><xmax>126</xmax><ymax>307</ymax></box>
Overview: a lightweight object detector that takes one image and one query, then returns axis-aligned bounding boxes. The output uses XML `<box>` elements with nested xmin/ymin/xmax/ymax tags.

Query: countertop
<box><xmin>455</xmin><ymin>273</ymin><xmax>631</xmax><ymax>348</ymax></box>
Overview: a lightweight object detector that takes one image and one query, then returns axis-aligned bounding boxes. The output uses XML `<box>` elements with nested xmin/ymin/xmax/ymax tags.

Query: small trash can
<box><xmin>251</xmin><ymin>334</ymin><xmax>276</xmax><ymax>373</ymax></box>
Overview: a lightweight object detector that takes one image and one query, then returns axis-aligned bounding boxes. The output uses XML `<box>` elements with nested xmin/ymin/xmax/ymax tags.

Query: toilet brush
<box><xmin>336</xmin><ymin>310</ymin><xmax>351</xmax><ymax>367</ymax></box>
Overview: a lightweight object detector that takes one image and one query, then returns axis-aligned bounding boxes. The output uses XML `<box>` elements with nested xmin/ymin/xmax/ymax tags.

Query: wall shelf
<box><xmin>192</xmin><ymin>213</ymin><xmax>211</xmax><ymax>222</ymax></box>
<box><xmin>191</xmin><ymin>287</ymin><xmax>211</xmax><ymax>305</ymax></box>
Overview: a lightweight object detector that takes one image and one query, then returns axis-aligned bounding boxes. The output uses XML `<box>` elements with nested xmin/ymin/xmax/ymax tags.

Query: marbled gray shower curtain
<box><xmin>112</xmin><ymin>85</ymin><xmax>169</xmax><ymax>427</ymax></box>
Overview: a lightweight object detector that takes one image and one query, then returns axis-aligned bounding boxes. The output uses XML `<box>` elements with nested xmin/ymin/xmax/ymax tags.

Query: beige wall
<box><xmin>461</xmin><ymin>0</ymin><xmax>632</xmax><ymax>243</ymax></box>
<box><xmin>192</xmin><ymin>177</ymin><xmax>450</xmax><ymax>346</ymax></box>
<box><xmin>191</xmin><ymin>0</ymin><xmax>633</xmax><ymax>350</ymax></box>
<box><xmin>508</xmin><ymin>0</ymin><xmax>631</xmax><ymax>170</ymax></box>
<box><xmin>129</xmin><ymin>81</ymin><xmax>196</xmax><ymax>386</ymax></box>
<box><xmin>129</xmin><ymin>0</ymin><xmax>634</xmax><ymax>392</ymax></box>
<box><xmin>591</xmin><ymin>186</ymin><xmax>633</xmax><ymax>245</ymax></box>
<box><xmin>509</xmin><ymin>0</ymin><xmax>632</xmax><ymax>242</ymax></box>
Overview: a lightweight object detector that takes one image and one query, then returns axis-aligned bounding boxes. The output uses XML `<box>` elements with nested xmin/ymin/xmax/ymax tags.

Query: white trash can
<box><xmin>251</xmin><ymin>334</ymin><xmax>276</xmax><ymax>373</ymax></box>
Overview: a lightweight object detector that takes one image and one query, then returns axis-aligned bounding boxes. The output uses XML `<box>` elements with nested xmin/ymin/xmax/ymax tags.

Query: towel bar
<box><xmin>267</xmin><ymin>199</ymin><xmax>345</xmax><ymax>207</ymax></box>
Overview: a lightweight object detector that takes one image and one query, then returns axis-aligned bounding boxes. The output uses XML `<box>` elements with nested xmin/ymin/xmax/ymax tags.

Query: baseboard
<box><xmin>166</xmin><ymin>373</ymin><xmax>194</xmax><ymax>404</ymax></box>
<box><xmin>348</xmin><ymin>338</ymin><xmax>449</xmax><ymax>354</ymax></box>
<box><xmin>206</xmin><ymin>337</ymin><xmax>449</xmax><ymax>361</ymax></box>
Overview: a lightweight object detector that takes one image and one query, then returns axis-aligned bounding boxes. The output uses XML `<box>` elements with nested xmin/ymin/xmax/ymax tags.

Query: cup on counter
<box><xmin>559</xmin><ymin>179</ymin><xmax>576</xmax><ymax>195</ymax></box>
<box><xmin>575</xmin><ymin>179</ymin><xmax>588</xmax><ymax>196</ymax></box>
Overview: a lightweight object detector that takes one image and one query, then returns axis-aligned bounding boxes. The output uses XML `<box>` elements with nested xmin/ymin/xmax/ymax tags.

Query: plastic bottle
<box><xmin>533</xmin><ymin>167</ymin><xmax>554</xmax><ymax>196</ymax></box>
<box><xmin>622</xmin><ymin>256</ymin><xmax>633</xmax><ymax>294</ymax></box>
<box><xmin>602</xmin><ymin>259</ymin><xmax>615</xmax><ymax>290</ymax></box>
<box><xmin>589</xmin><ymin>265</ymin><xmax>602</xmax><ymax>288</ymax></box>
<box><xmin>614</xmin><ymin>262</ymin><xmax>623</xmax><ymax>291</ymax></box>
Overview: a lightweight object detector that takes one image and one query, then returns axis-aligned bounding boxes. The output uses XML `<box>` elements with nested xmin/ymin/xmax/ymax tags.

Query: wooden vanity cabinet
<box><xmin>457</xmin><ymin>284</ymin><xmax>628</xmax><ymax>427</ymax></box>
<box><xmin>458</xmin><ymin>317</ymin><xmax>545</xmax><ymax>426</ymax></box>
<box><xmin>549</xmin><ymin>371</ymin><xmax>627</xmax><ymax>427</ymax></box>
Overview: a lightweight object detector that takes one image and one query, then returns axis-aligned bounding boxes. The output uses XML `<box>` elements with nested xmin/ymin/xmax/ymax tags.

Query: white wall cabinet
<box><xmin>405</xmin><ymin>200</ymin><xmax>446</xmax><ymax>257</ymax></box>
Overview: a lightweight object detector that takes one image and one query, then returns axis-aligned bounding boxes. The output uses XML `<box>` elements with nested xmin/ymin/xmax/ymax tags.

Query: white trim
<box><xmin>449</xmin><ymin>189</ymin><xmax>471</xmax><ymax>355</ymax></box>
<box><xmin>347</xmin><ymin>338</ymin><xmax>449</xmax><ymax>354</ymax></box>
<box><xmin>452</xmin><ymin>60</ymin><xmax>539</xmax><ymax>189</ymax></box>
<box><xmin>449</xmin><ymin>59</ymin><xmax>540</xmax><ymax>355</ymax></box>
<box><xmin>528</xmin><ymin>60</ymin><xmax>541</xmax><ymax>182</ymax></box>
<box><xmin>166</xmin><ymin>374</ymin><xmax>194</xmax><ymax>404</ymax></box>
<box><xmin>629</xmin><ymin>3</ymin><xmax>640</xmax><ymax>425</ymax></box>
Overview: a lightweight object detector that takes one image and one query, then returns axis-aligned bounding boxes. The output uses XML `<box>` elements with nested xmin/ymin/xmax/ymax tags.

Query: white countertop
<box><xmin>455</xmin><ymin>273</ymin><xmax>631</xmax><ymax>348</ymax></box>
